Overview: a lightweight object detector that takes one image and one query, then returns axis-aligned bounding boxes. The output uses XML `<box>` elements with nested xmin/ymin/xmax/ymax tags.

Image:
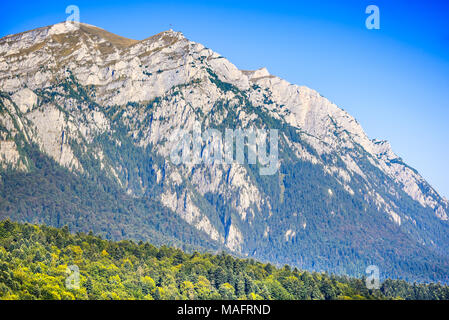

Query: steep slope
<box><xmin>1</xmin><ymin>22</ymin><xmax>448</xmax><ymax>282</ymax></box>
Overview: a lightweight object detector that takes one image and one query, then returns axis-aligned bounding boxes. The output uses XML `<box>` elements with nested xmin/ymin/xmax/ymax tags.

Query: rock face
<box><xmin>1</xmin><ymin>22</ymin><xmax>449</xmax><ymax>282</ymax></box>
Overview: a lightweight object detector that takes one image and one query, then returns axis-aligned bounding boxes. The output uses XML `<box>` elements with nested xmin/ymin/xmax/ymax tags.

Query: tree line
<box><xmin>1</xmin><ymin>220</ymin><xmax>448</xmax><ymax>300</ymax></box>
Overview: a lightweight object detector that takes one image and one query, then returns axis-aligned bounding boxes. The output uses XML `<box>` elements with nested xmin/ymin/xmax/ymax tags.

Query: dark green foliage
<box><xmin>1</xmin><ymin>221</ymin><xmax>448</xmax><ymax>300</ymax></box>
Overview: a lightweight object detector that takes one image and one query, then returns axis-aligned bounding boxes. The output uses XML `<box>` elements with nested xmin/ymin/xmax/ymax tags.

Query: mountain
<box><xmin>1</xmin><ymin>22</ymin><xmax>448</xmax><ymax>282</ymax></box>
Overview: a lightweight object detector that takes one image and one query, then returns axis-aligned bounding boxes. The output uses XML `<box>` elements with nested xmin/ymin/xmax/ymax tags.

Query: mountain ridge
<box><xmin>1</xmin><ymin>22</ymin><xmax>449</xmax><ymax>282</ymax></box>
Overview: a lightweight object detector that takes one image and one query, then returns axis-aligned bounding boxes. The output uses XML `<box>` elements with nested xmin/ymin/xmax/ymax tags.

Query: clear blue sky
<box><xmin>1</xmin><ymin>0</ymin><xmax>448</xmax><ymax>198</ymax></box>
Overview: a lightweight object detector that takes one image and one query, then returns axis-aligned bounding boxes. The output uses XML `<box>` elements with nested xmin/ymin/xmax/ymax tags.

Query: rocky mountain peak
<box><xmin>242</xmin><ymin>67</ymin><xmax>271</xmax><ymax>80</ymax></box>
<box><xmin>1</xmin><ymin>23</ymin><xmax>449</xmax><ymax>282</ymax></box>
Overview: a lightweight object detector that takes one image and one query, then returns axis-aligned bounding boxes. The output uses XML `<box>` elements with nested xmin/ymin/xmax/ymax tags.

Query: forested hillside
<box><xmin>0</xmin><ymin>220</ymin><xmax>448</xmax><ymax>300</ymax></box>
<box><xmin>2</xmin><ymin>23</ymin><xmax>449</xmax><ymax>284</ymax></box>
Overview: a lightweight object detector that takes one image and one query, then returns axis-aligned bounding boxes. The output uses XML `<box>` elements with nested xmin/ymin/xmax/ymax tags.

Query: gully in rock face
<box><xmin>169</xmin><ymin>120</ymin><xmax>279</xmax><ymax>175</ymax></box>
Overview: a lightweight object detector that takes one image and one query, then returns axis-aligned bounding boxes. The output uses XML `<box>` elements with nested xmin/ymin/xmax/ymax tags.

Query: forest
<box><xmin>1</xmin><ymin>220</ymin><xmax>448</xmax><ymax>300</ymax></box>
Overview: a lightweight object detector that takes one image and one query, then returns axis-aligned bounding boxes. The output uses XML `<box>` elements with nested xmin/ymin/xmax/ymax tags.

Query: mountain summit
<box><xmin>1</xmin><ymin>23</ymin><xmax>448</xmax><ymax>282</ymax></box>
